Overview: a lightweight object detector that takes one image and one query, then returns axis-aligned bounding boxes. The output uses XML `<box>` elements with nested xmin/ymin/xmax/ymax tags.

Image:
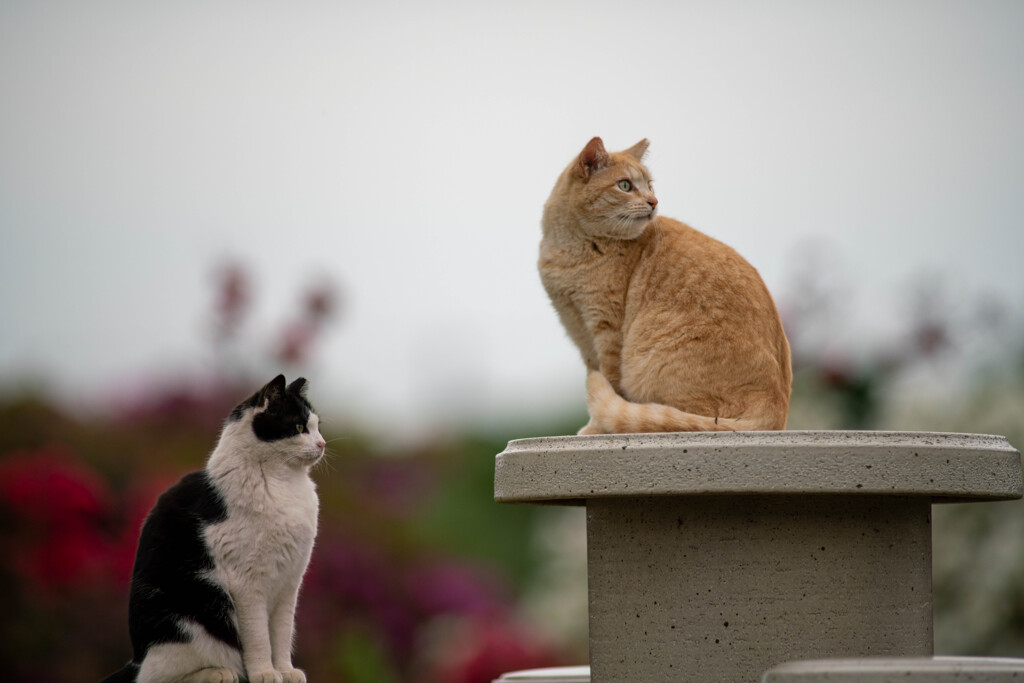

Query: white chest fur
<box><xmin>204</xmin><ymin>465</ymin><xmax>319</xmax><ymax>593</ymax></box>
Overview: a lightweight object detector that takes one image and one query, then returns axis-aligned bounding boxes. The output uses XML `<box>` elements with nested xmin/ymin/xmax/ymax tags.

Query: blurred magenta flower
<box><xmin>405</xmin><ymin>560</ymin><xmax>507</xmax><ymax>618</ymax></box>
<box><xmin>213</xmin><ymin>262</ymin><xmax>251</xmax><ymax>343</ymax></box>
<box><xmin>276</xmin><ymin>281</ymin><xmax>338</xmax><ymax>367</ymax></box>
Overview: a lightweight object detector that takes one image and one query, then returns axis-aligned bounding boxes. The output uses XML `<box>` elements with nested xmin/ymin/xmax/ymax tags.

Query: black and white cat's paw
<box><xmin>248</xmin><ymin>672</ymin><xmax>283</xmax><ymax>683</ymax></box>
<box><xmin>180</xmin><ymin>667</ymin><xmax>240</xmax><ymax>683</ymax></box>
<box><xmin>248</xmin><ymin>670</ymin><xmax>306</xmax><ymax>683</ymax></box>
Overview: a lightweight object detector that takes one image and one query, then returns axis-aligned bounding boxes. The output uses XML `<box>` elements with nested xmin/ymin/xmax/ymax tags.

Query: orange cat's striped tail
<box><xmin>580</xmin><ymin>371</ymin><xmax>745</xmax><ymax>434</ymax></box>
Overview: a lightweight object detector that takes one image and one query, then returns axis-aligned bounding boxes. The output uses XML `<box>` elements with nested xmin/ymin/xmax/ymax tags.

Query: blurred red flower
<box><xmin>0</xmin><ymin>448</ymin><xmax>116</xmax><ymax>592</ymax></box>
<box><xmin>425</xmin><ymin>615</ymin><xmax>563</xmax><ymax>683</ymax></box>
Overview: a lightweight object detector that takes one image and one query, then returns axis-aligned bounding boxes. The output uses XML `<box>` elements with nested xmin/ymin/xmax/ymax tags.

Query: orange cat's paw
<box><xmin>578</xmin><ymin>420</ymin><xmax>602</xmax><ymax>435</ymax></box>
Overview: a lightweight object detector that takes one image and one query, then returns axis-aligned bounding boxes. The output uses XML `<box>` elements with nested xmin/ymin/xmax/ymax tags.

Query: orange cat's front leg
<box><xmin>576</xmin><ymin>318</ymin><xmax>625</xmax><ymax>436</ymax></box>
<box><xmin>595</xmin><ymin>343</ymin><xmax>622</xmax><ymax>393</ymax></box>
<box><xmin>589</xmin><ymin>318</ymin><xmax>624</xmax><ymax>394</ymax></box>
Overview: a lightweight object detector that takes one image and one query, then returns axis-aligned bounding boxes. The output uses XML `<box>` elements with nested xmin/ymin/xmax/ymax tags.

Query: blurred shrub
<box><xmin>3</xmin><ymin>258</ymin><xmax>1022</xmax><ymax>683</ymax></box>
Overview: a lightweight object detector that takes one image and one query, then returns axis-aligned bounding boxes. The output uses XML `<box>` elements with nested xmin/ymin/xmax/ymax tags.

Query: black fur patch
<box><xmin>229</xmin><ymin>375</ymin><xmax>315</xmax><ymax>442</ymax></box>
<box><xmin>228</xmin><ymin>389</ymin><xmax>262</xmax><ymax>422</ymax></box>
<box><xmin>126</xmin><ymin>471</ymin><xmax>240</xmax><ymax>661</ymax></box>
<box><xmin>252</xmin><ymin>393</ymin><xmax>313</xmax><ymax>443</ymax></box>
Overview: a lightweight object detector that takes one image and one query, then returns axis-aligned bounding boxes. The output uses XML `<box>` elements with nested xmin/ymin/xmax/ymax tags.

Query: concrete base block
<box><xmin>762</xmin><ymin>657</ymin><xmax>1024</xmax><ymax>681</ymax></box>
<box><xmin>492</xmin><ymin>666</ymin><xmax>591</xmax><ymax>682</ymax></box>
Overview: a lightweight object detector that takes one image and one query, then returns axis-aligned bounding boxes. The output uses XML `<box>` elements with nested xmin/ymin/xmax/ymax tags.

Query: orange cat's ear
<box><xmin>578</xmin><ymin>137</ymin><xmax>609</xmax><ymax>178</ymax></box>
<box><xmin>625</xmin><ymin>139</ymin><xmax>650</xmax><ymax>161</ymax></box>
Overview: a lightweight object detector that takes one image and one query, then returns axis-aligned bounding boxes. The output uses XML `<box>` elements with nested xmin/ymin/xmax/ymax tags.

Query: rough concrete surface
<box><xmin>587</xmin><ymin>495</ymin><xmax>933</xmax><ymax>682</ymax></box>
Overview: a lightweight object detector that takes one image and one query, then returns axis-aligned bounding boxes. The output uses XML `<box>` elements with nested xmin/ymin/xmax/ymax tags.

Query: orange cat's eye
<box><xmin>617</xmin><ymin>180</ymin><xmax>633</xmax><ymax>192</ymax></box>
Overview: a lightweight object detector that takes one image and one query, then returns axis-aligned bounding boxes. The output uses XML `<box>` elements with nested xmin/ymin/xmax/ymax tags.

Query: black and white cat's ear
<box><xmin>578</xmin><ymin>137</ymin><xmax>609</xmax><ymax>178</ymax></box>
<box><xmin>230</xmin><ymin>375</ymin><xmax>287</xmax><ymax>420</ymax></box>
<box><xmin>261</xmin><ymin>374</ymin><xmax>288</xmax><ymax>401</ymax></box>
<box><xmin>287</xmin><ymin>377</ymin><xmax>308</xmax><ymax>396</ymax></box>
<box><xmin>624</xmin><ymin>138</ymin><xmax>650</xmax><ymax>162</ymax></box>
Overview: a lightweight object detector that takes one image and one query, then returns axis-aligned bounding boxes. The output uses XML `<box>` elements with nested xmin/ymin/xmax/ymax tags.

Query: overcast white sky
<box><xmin>2</xmin><ymin>1</ymin><xmax>1022</xmax><ymax>436</ymax></box>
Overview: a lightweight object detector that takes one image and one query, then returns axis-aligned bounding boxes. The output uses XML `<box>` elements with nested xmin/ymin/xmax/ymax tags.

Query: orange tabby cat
<box><xmin>539</xmin><ymin>137</ymin><xmax>792</xmax><ymax>433</ymax></box>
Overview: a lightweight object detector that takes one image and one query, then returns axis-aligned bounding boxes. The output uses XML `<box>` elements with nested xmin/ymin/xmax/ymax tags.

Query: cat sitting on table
<box><xmin>539</xmin><ymin>137</ymin><xmax>792</xmax><ymax>433</ymax></box>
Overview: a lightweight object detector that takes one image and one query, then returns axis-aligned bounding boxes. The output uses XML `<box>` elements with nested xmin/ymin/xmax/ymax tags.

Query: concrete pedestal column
<box><xmin>587</xmin><ymin>495</ymin><xmax>933</xmax><ymax>680</ymax></box>
<box><xmin>494</xmin><ymin>432</ymin><xmax>1021</xmax><ymax>683</ymax></box>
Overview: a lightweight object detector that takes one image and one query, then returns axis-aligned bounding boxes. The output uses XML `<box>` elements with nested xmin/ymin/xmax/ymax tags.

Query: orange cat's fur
<box><xmin>539</xmin><ymin>137</ymin><xmax>792</xmax><ymax>433</ymax></box>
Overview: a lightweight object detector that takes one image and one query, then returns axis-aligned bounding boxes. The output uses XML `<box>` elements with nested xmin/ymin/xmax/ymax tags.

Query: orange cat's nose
<box><xmin>648</xmin><ymin>196</ymin><xmax>658</xmax><ymax>209</ymax></box>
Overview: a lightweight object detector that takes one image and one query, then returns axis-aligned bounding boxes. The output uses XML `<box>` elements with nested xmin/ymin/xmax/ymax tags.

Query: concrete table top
<box><xmin>494</xmin><ymin>431</ymin><xmax>1022</xmax><ymax>504</ymax></box>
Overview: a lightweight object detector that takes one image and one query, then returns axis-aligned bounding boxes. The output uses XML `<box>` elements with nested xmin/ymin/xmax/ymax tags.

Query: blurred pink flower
<box><xmin>275</xmin><ymin>282</ymin><xmax>337</xmax><ymax>366</ymax></box>
<box><xmin>213</xmin><ymin>262</ymin><xmax>251</xmax><ymax>342</ymax></box>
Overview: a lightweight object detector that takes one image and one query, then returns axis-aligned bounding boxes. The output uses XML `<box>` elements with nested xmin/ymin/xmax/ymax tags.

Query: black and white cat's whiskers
<box><xmin>103</xmin><ymin>375</ymin><xmax>324</xmax><ymax>683</ymax></box>
<box><xmin>308</xmin><ymin>432</ymin><xmax>348</xmax><ymax>476</ymax></box>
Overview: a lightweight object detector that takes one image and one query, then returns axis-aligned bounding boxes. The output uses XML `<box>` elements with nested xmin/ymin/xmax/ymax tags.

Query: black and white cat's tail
<box><xmin>99</xmin><ymin>661</ymin><xmax>139</xmax><ymax>683</ymax></box>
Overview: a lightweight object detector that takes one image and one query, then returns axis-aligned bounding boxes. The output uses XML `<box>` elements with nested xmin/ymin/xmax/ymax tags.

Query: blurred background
<box><xmin>1</xmin><ymin>1</ymin><xmax>1023</xmax><ymax>681</ymax></box>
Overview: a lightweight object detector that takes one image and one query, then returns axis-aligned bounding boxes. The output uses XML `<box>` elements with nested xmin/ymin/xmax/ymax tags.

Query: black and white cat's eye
<box><xmin>296</xmin><ymin>424</ymin><xmax>306</xmax><ymax>434</ymax></box>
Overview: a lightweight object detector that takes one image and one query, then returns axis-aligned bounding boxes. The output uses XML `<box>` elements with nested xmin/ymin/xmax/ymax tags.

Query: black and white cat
<box><xmin>102</xmin><ymin>375</ymin><xmax>326</xmax><ymax>683</ymax></box>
